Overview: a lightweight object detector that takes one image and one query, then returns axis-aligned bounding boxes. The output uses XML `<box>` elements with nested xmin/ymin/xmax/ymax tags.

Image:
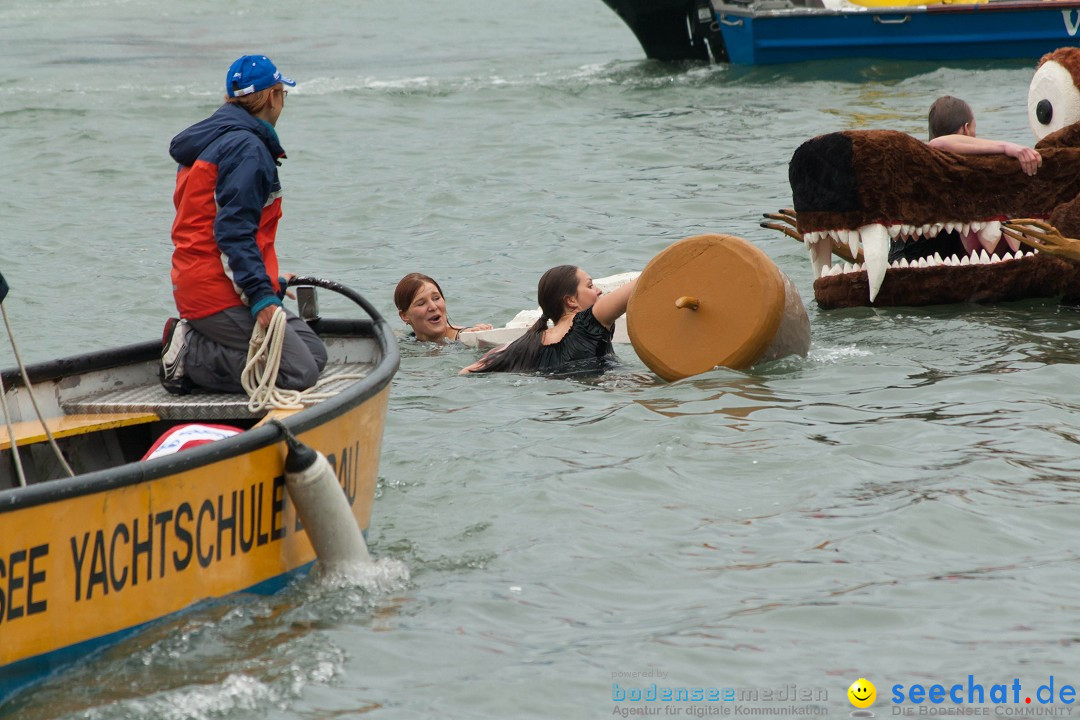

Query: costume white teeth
<box><xmin>977</xmin><ymin>221</ymin><xmax>1002</xmax><ymax>253</ymax></box>
<box><xmin>859</xmin><ymin>223</ymin><xmax>890</xmax><ymax>303</ymax></box>
<box><xmin>809</xmin><ymin>217</ymin><xmax>1026</xmax><ymax>293</ymax></box>
<box><xmin>846</xmin><ymin>229</ymin><xmax>860</xmax><ymax>259</ymax></box>
<box><xmin>809</xmin><ymin>239</ymin><xmax>832</xmax><ymax>279</ymax></box>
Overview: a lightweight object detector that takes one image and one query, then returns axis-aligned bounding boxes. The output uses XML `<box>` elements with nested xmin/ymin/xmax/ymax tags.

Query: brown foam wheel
<box><xmin>627</xmin><ymin>234</ymin><xmax>789</xmax><ymax>381</ymax></box>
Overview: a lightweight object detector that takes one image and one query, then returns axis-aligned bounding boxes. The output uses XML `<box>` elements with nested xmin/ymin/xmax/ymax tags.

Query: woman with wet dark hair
<box><xmin>394</xmin><ymin>273</ymin><xmax>491</xmax><ymax>343</ymax></box>
<box><xmin>461</xmin><ymin>265</ymin><xmax>636</xmax><ymax>374</ymax></box>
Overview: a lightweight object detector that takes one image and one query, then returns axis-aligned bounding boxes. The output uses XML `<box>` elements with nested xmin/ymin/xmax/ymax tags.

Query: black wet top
<box><xmin>535</xmin><ymin>307</ymin><xmax>616</xmax><ymax>374</ymax></box>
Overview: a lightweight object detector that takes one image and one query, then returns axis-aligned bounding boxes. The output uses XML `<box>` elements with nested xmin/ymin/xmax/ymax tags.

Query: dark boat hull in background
<box><xmin>603</xmin><ymin>0</ymin><xmax>1080</xmax><ymax>65</ymax></box>
<box><xmin>601</xmin><ymin>0</ymin><xmax>727</xmax><ymax>61</ymax></box>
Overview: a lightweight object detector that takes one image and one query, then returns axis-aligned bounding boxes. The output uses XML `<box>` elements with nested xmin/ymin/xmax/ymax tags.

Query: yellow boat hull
<box><xmin>1</xmin><ymin>388</ymin><xmax>388</xmax><ymax>671</ymax></box>
<box><xmin>0</xmin><ymin>279</ymin><xmax>399</xmax><ymax>706</ymax></box>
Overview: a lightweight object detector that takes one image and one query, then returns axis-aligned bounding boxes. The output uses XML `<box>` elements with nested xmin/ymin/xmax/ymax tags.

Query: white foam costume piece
<box><xmin>1028</xmin><ymin>58</ymin><xmax>1080</xmax><ymax>141</ymax></box>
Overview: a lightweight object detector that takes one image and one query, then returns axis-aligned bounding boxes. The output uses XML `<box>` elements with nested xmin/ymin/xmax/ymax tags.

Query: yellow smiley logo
<box><xmin>848</xmin><ymin>678</ymin><xmax>876</xmax><ymax>708</ymax></box>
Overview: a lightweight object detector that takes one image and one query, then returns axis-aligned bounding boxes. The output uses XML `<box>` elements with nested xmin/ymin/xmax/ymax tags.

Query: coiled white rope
<box><xmin>241</xmin><ymin>306</ymin><xmax>368</xmax><ymax>413</ymax></box>
<box><xmin>242</xmin><ymin>307</ymin><xmax>305</xmax><ymax>412</ymax></box>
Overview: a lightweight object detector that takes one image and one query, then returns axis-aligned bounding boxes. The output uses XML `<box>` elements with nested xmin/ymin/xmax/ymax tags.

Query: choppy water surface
<box><xmin>3</xmin><ymin>0</ymin><xmax>1080</xmax><ymax>718</ymax></box>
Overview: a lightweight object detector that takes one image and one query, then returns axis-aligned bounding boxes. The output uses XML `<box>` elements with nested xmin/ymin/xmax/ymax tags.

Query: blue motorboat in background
<box><xmin>602</xmin><ymin>0</ymin><xmax>1080</xmax><ymax>64</ymax></box>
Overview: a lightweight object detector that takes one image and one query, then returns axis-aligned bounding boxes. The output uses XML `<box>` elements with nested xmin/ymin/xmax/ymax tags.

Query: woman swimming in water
<box><xmin>460</xmin><ymin>265</ymin><xmax>636</xmax><ymax>374</ymax></box>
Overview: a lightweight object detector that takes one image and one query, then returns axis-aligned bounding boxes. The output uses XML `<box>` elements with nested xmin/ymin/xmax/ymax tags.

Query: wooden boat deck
<box><xmin>61</xmin><ymin>361</ymin><xmax>376</xmax><ymax>421</ymax></box>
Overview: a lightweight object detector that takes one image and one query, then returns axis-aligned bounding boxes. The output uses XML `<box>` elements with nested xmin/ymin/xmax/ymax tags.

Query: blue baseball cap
<box><xmin>226</xmin><ymin>55</ymin><xmax>296</xmax><ymax>98</ymax></box>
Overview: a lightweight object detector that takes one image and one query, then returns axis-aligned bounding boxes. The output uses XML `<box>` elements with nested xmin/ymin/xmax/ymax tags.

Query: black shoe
<box><xmin>159</xmin><ymin>317</ymin><xmax>193</xmax><ymax>395</ymax></box>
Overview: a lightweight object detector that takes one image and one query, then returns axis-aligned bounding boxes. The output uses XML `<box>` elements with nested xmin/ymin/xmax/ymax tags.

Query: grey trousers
<box><xmin>185</xmin><ymin>306</ymin><xmax>328</xmax><ymax>394</ymax></box>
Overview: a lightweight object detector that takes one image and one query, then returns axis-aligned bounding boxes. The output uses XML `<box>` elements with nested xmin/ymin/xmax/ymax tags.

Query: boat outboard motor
<box><xmin>279</xmin><ymin>426</ymin><xmax>373</xmax><ymax>568</ymax></box>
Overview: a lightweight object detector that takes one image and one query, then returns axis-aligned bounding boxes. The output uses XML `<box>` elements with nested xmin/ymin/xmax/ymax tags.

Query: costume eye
<box><xmin>1036</xmin><ymin>99</ymin><xmax>1053</xmax><ymax>125</ymax></box>
<box><xmin>1028</xmin><ymin>56</ymin><xmax>1080</xmax><ymax>140</ymax></box>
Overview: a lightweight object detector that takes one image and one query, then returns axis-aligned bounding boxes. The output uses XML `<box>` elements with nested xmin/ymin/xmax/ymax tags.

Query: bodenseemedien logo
<box><xmin>609</xmin><ymin>679</ymin><xmax>828</xmax><ymax>716</ymax></box>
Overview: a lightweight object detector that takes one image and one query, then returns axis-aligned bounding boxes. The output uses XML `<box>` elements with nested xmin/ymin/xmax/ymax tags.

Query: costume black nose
<box><xmin>789</xmin><ymin>132</ymin><xmax>858</xmax><ymax>213</ymax></box>
<box><xmin>1036</xmin><ymin>99</ymin><xmax>1053</xmax><ymax>125</ymax></box>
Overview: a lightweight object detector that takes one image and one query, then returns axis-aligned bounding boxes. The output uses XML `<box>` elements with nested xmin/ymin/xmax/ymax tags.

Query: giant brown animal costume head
<box><xmin>774</xmin><ymin>48</ymin><xmax>1080</xmax><ymax>309</ymax></box>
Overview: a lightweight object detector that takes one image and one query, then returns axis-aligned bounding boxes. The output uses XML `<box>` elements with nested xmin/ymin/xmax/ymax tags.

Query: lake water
<box><xmin>3</xmin><ymin>0</ymin><xmax>1080</xmax><ymax>718</ymax></box>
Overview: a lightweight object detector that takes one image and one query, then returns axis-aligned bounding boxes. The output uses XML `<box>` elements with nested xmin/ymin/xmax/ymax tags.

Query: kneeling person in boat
<box><xmin>460</xmin><ymin>265</ymin><xmax>636</xmax><ymax>375</ymax></box>
<box><xmin>161</xmin><ymin>54</ymin><xmax>327</xmax><ymax>395</ymax></box>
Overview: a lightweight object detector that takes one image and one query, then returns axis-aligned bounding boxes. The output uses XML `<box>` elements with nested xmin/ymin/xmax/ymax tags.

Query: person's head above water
<box><xmin>536</xmin><ymin>265</ymin><xmax>602</xmax><ymax>323</ymax></box>
<box><xmin>394</xmin><ymin>273</ymin><xmax>458</xmax><ymax>342</ymax></box>
<box><xmin>928</xmin><ymin>95</ymin><xmax>975</xmax><ymax>140</ymax></box>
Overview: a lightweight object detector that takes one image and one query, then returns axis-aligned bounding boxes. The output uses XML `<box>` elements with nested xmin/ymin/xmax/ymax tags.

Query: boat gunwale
<box><xmin>712</xmin><ymin>0</ymin><xmax>1080</xmax><ymax>17</ymax></box>
<box><xmin>0</xmin><ymin>316</ymin><xmax>400</xmax><ymax>513</ymax></box>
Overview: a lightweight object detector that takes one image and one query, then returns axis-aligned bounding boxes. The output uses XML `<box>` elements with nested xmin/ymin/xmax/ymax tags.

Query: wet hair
<box><xmin>225</xmin><ymin>85</ymin><xmax>278</xmax><ymax>115</ymax></box>
<box><xmin>470</xmin><ymin>265</ymin><xmax>580</xmax><ymax>373</ymax></box>
<box><xmin>928</xmin><ymin>96</ymin><xmax>974</xmax><ymax>140</ymax></box>
<box><xmin>394</xmin><ymin>273</ymin><xmax>446</xmax><ymax>315</ymax></box>
<box><xmin>394</xmin><ymin>272</ymin><xmax>461</xmax><ymax>337</ymax></box>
